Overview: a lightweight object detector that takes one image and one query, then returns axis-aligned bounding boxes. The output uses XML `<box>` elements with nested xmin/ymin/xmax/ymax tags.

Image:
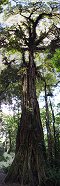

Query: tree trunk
<box><xmin>5</xmin><ymin>51</ymin><xmax>46</xmax><ymax>186</ymax></box>
<box><xmin>49</xmin><ymin>99</ymin><xmax>57</xmax><ymax>164</ymax></box>
<box><xmin>8</xmin><ymin>130</ymin><xmax>12</xmax><ymax>153</ymax></box>
<box><xmin>44</xmin><ymin>82</ymin><xmax>53</xmax><ymax>165</ymax></box>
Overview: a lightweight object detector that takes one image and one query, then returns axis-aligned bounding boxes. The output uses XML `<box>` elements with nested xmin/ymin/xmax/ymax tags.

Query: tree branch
<box><xmin>35</xmin><ymin>25</ymin><xmax>53</xmax><ymax>46</ymax></box>
<box><xmin>34</xmin><ymin>13</ymin><xmax>52</xmax><ymax>28</ymax></box>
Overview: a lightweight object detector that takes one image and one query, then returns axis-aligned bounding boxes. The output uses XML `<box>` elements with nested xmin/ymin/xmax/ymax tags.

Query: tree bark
<box><xmin>44</xmin><ymin>82</ymin><xmax>53</xmax><ymax>165</ymax></box>
<box><xmin>49</xmin><ymin>99</ymin><xmax>57</xmax><ymax>164</ymax></box>
<box><xmin>5</xmin><ymin>51</ymin><xmax>46</xmax><ymax>186</ymax></box>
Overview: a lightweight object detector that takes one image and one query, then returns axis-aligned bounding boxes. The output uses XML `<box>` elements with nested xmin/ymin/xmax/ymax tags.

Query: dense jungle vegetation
<box><xmin>0</xmin><ymin>0</ymin><xmax>60</xmax><ymax>186</ymax></box>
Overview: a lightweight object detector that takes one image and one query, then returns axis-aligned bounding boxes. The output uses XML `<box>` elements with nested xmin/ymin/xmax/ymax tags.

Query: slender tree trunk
<box><xmin>8</xmin><ymin>130</ymin><xmax>12</xmax><ymax>153</ymax></box>
<box><xmin>5</xmin><ymin>51</ymin><xmax>46</xmax><ymax>186</ymax></box>
<box><xmin>44</xmin><ymin>82</ymin><xmax>53</xmax><ymax>164</ymax></box>
<box><xmin>49</xmin><ymin>99</ymin><xmax>57</xmax><ymax>164</ymax></box>
<box><xmin>4</xmin><ymin>132</ymin><xmax>7</xmax><ymax>152</ymax></box>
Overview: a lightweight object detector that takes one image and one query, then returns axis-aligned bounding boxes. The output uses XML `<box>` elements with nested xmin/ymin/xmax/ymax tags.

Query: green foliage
<box><xmin>0</xmin><ymin>152</ymin><xmax>15</xmax><ymax>170</ymax></box>
<box><xmin>3</xmin><ymin>114</ymin><xmax>18</xmax><ymax>149</ymax></box>
<box><xmin>0</xmin><ymin>0</ymin><xmax>8</xmax><ymax>5</ymax></box>
<box><xmin>0</xmin><ymin>0</ymin><xmax>8</xmax><ymax>13</ymax></box>
<box><xmin>36</xmin><ymin>79</ymin><xmax>44</xmax><ymax>97</ymax></box>
<box><xmin>0</xmin><ymin>62</ymin><xmax>22</xmax><ymax>103</ymax></box>
<box><xmin>0</xmin><ymin>154</ymin><xmax>9</xmax><ymax>162</ymax></box>
<box><xmin>45</xmin><ymin>72</ymin><xmax>56</xmax><ymax>86</ymax></box>
<box><xmin>0</xmin><ymin>155</ymin><xmax>6</xmax><ymax>162</ymax></box>
<box><xmin>3</xmin><ymin>114</ymin><xmax>18</xmax><ymax>130</ymax></box>
<box><xmin>0</xmin><ymin>113</ymin><xmax>19</xmax><ymax>153</ymax></box>
<box><xmin>35</xmin><ymin>51</ymin><xmax>57</xmax><ymax>97</ymax></box>
<box><xmin>51</xmin><ymin>49</ymin><xmax>60</xmax><ymax>72</ymax></box>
